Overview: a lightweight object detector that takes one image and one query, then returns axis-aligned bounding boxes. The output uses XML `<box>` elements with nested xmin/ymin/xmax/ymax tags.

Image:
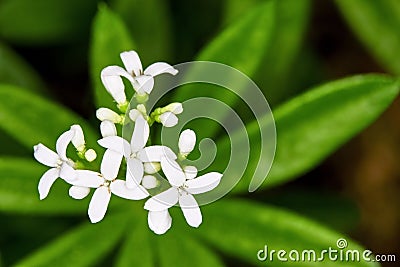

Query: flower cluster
<box><xmin>33</xmin><ymin>51</ymin><xmax>223</xmax><ymax>234</ymax></box>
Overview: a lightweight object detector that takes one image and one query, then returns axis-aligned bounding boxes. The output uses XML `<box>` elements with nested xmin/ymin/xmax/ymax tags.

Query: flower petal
<box><xmin>142</xmin><ymin>175</ymin><xmax>158</xmax><ymax>189</ymax></box>
<box><xmin>138</xmin><ymin>145</ymin><xmax>177</xmax><ymax>162</ymax></box>
<box><xmin>144</xmin><ymin>187</ymin><xmax>179</xmax><ymax>212</ymax></box>
<box><xmin>73</xmin><ymin>170</ymin><xmax>104</xmax><ymax>188</ymax></box>
<box><xmin>101</xmin><ymin>66</ymin><xmax>132</xmax><ymax>104</ymax></box>
<box><xmin>131</xmin><ymin>115</ymin><xmax>149</xmax><ymax>152</ymax></box>
<box><xmin>110</xmin><ymin>180</ymin><xmax>149</xmax><ymax>200</ymax></box>
<box><xmin>159</xmin><ymin>112</ymin><xmax>178</xmax><ymax>127</ymax></box>
<box><xmin>183</xmin><ymin>166</ymin><xmax>197</xmax><ymax>180</ymax></box>
<box><xmin>144</xmin><ymin>62</ymin><xmax>178</xmax><ymax>77</ymax></box>
<box><xmin>38</xmin><ymin>168</ymin><xmax>59</xmax><ymax>200</ymax></box>
<box><xmin>120</xmin><ymin>51</ymin><xmax>142</xmax><ymax>76</ymax></box>
<box><xmin>70</xmin><ymin>125</ymin><xmax>85</xmax><ymax>151</ymax></box>
<box><xmin>160</xmin><ymin>157</ymin><xmax>185</xmax><ymax>187</ymax></box>
<box><xmin>98</xmin><ymin>136</ymin><xmax>130</xmax><ymax>158</ymax></box>
<box><xmin>100</xmin><ymin>121</ymin><xmax>117</xmax><ymax>137</ymax></box>
<box><xmin>126</xmin><ymin>158</ymin><xmax>144</xmax><ymax>188</ymax></box>
<box><xmin>56</xmin><ymin>129</ymin><xmax>74</xmax><ymax>161</ymax></box>
<box><xmin>148</xmin><ymin>210</ymin><xmax>172</xmax><ymax>235</ymax></box>
<box><xmin>88</xmin><ymin>187</ymin><xmax>111</xmax><ymax>223</ymax></box>
<box><xmin>133</xmin><ymin>75</ymin><xmax>154</xmax><ymax>94</ymax></box>
<box><xmin>59</xmin><ymin>163</ymin><xmax>76</xmax><ymax>182</ymax></box>
<box><xmin>69</xmin><ymin>186</ymin><xmax>90</xmax><ymax>200</ymax></box>
<box><xmin>185</xmin><ymin>172</ymin><xmax>222</xmax><ymax>195</ymax></box>
<box><xmin>101</xmin><ymin>149</ymin><xmax>123</xmax><ymax>181</ymax></box>
<box><xmin>33</xmin><ymin>144</ymin><xmax>59</xmax><ymax>167</ymax></box>
<box><xmin>178</xmin><ymin>129</ymin><xmax>196</xmax><ymax>154</ymax></box>
<box><xmin>179</xmin><ymin>193</ymin><xmax>202</xmax><ymax>227</ymax></box>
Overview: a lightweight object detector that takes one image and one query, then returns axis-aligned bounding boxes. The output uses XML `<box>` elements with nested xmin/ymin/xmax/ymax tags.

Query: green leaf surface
<box><xmin>0</xmin><ymin>42</ymin><xmax>46</xmax><ymax>94</ymax></box>
<box><xmin>15</xmin><ymin>212</ymin><xmax>129</xmax><ymax>267</ymax></box>
<box><xmin>156</xmin><ymin>228</ymin><xmax>225</xmax><ymax>267</ymax></box>
<box><xmin>336</xmin><ymin>0</ymin><xmax>400</xmax><ymax>74</ymax></box>
<box><xmin>90</xmin><ymin>4</ymin><xmax>136</xmax><ymax>110</ymax></box>
<box><xmin>215</xmin><ymin>75</ymin><xmax>399</xmax><ymax>192</ymax></box>
<box><xmin>194</xmin><ymin>199</ymin><xmax>379</xmax><ymax>267</ymax></box>
<box><xmin>0</xmin><ymin>0</ymin><xmax>97</xmax><ymax>45</ymax></box>
<box><xmin>173</xmin><ymin>1</ymin><xmax>275</xmax><ymax>138</ymax></box>
<box><xmin>0</xmin><ymin>84</ymin><xmax>99</xmax><ymax>150</ymax></box>
<box><xmin>0</xmin><ymin>158</ymin><xmax>86</xmax><ymax>214</ymax></box>
<box><xmin>110</xmin><ymin>0</ymin><xmax>172</xmax><ymax>63</ymax></box>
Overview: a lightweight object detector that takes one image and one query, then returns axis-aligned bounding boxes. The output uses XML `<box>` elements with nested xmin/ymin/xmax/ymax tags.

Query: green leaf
<box><xmin>336</xmin><ymin>0</ymin><xmax>400</xmax><ymax>74</ymax></box>
<box><xmin>0</xmin><ymin>0</ymin><xmax>97</xmax><ymax>45</ymax></box>
<box><xmin>0</xmin><ymin>84</ymin><xmax>98</xmax><ymax>149</ymax></box>
<box><xmin>194</xmin><ymin>199</ymin><xmax>379</xmax><ymax>267</ymax></box>
<box><xmin>214</xmin><ymin>75</ymin><xmax>399</xmax><ymax>192</ymax></box>
<box><xmin>0</xmin><ymin>42</ymin><xmax>46</xmax><ymax>94</ymax></box>
<box><xmin>0</xmin><ymin>157</ymin><xmax>87</xmax><ymax>214</ymax></box>
<box><xmin>90</xmin><ymin>4</ymin><xmax>136</xmax><ymax>110</ymax></box>
<box><xmin>15</xmin><ymin>212</ymin><xmax>129</xmax><ymax>267</ymax></box>
<box><xmin>110</xmin><ymin>0</ymin><xmax>172</xmax><ymax>62</ymax></box>
<box><xmin>157</xmin><ymin>229</ymin><xmax>225</xmax><ymax>267</ymax></box>
<box><xmin>173</xmin><ymin>1</ymin><xmax>275</xmax><ymax>138</ymax></box>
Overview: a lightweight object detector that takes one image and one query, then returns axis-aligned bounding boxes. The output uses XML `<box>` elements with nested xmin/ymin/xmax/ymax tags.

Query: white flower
<box><xmin>100</xmin><ymin>120</ymin><xmax>117</xmax><ymax>137</ymax></box>
<box><xmin>69</xmin><ymin>153</ymin><xmax>149</xmax><ymax>223</ymax></box>
<box><xmin>144</xmin><ymin>157</ymin><xmax>222</xmax><ymax>234</ymax></box>
<box><xmin>33</xmin><ymin>129</ymin><xmax>77</xmax><ymax>200</ymax></box>
<box><xmin>178</xmin><ymin>129</ymin><xmax>196</xmax><ymax>155</ymax></box>
<box><xmin>101</xmin><ymin>50</ymin><xmax>178</xmax><ymax>100</ymax></box>
<box><xmin>98</xmin><ymin>115</ymin><xmax>176</xmax><ymax>189</ymax></box>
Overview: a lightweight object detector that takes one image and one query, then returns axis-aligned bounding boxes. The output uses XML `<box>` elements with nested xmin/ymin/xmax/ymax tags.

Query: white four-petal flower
<box><xmin>70</xmin><ymin>154</ymin><xmax>149</xmax><ymax>223</ymax></box>
<box><xmin>33</xmin><ymin>129</ymin><xmax>77</xmax><ymax>200</ymax></box>
<box><xmin>98</xmin><ymin>115</ymin><xmax>176</xmax><ymax>189</ymax></box>
<box><xmin>144</xmin><ymin>156</ymin><xmax>222</xmax><ymax>234</ymax></box>
<box><xmin>101</xmin><ymin>50</ymin><xmax>178</xmax><ymax>103</ymax></box>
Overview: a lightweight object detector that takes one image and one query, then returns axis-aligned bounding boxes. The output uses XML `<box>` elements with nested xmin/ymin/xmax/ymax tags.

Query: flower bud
<box><xmin>162</xmin><ymin>102</ymin><xmax>183</xmax><ymax>114</ymax></box>
<box><xmin>144</xmin><ymin>162</ymin><xmax>161</xmax><ymax>174</ymax></box>
<box><xmin>100</xmin><ymin>121</ymin><xmax>117</xmax><ymax>137</ymax></box>
<box><xmin>179</xmin><ymin>129</ymin><xmax>196</xmax><ymax>155</ymax></box>
<box><xmin>96</xmin><ymin>108</ymin><xmax>122</xmax><ymax>123</ymax></box>
<box><xmin>142</xmin><ymin>175</ymin><xmax>158</xmax><ymax>189</ymax></box>
<box><xmin>69</xmin><ymin>186</ymin><xmax>90</xmax><ymax>199</ymax></box>
<box><xmin>70</xmin><ymin>125</ymin><xmax>85</xmax><ymax>152</ymax></box>
<box><xmin>84</xmin><ymin>149</ymin><xmax>97</xmax><ymax>162</ymax></box>
<box><xmin>159</xmin><ymin>112</ymin><xmax>178</xmax><ymax>127</ymax></box>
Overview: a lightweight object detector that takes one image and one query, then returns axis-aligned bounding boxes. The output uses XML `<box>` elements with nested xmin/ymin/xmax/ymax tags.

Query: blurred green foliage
<box><xmin>0</xmin><ymin>0</ymin><xmax>398</xmax><ymax>266</ymax></box>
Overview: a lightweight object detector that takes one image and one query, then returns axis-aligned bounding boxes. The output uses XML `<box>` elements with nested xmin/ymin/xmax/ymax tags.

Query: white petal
<box><xmin>179</xmin><ymin>193</ymin><xmax>202</xmax><ymax>227</ymax></box>
<box><xmin>178</xmin><ymin>129</ymin><xmax>196</xmax><ymax>154</ymax></box>
<box><xmin>138</xmin><ymin>146</ymin><xmax>177</xmax><ymax>162</ymax></box>
<box><xmin>98</xmin><ymin>136</ymin><xmax>130</xmax><ymax>157</ymax></box>
<box><xmin>88</xmin><ymin>187</ymin><xmax>111</xmax><ymax>223</ymax></box>
<box><xmin>110</xmin><ymin>180</ymin><xmax>149</xmax><ymax>200</ymax></box>
<box><xmin>59</xmin><ymin>163</ymin><xmax>77</xmax><ymax>182</ymax></box>
<box><xmin>148</xmin><ymin>210</ymin><xmax>172</xmax><ymax>235</ymax></box>
<box><xmin>120</xmin><ymin>51</ymin><xmax>143</xmax><ymax>76</ymax></box>
<box><xmin>184</xmin><ymin>166</ymin><xmax>198</xmax><ymax>180</ymax></box>
<box><xmin>163</xmin><ymin>102</ymin><xmax>183</xmax><ymax>114</ymax></box>
<box><xmin>128</xmin><ymin>109</ymin><xmax>141</xmax><ymax>122</ymax></box>
<box><xmin>142</xmin><ymin>175</ymin><xmax>158</xmax><ymax>189</ymax></box>
<box><xmin>96</xmin><ymin>108</ymin><xmax>122</xmax><ymax>124</ymax></box>
<box><xmin>100</xmin><ymin>121</ymin><xmax>117</xmax><ymax>137</ymax></box>
<box><xmin>185</xmin><ymin>172</ymin><xmax>222</xmax><ymax>194</ymax></box>
<box><xmin>101</xmin><ymin>149</ymin><xmax>123</xmax><ymax>181</ymax></box>
<box><xmin>126</xmin><ymin>158</ymin><xmax>144</xmax><ymax>188</ymax></box>
<box><xmin>101</xmin><ymin>66</ymin><xmax>132</xmax><ymax>104</ymax></box>
<box><xmin>33</xmin><ymin>144</ymin><xmax>59</xmax><ymax>167</ymax></box>
<box><xmin>160</xmin><ymin>157</ymin><xmax>185</xmax><ymax>187</ymax></box>
<box><xmin>70</xmin><ymin>125</ymin><xmax>85</xmax><ymax>152</ymax></box>
<box><xmin>144</xmin><ymin>187</ymin><xmax>179</xmax><ymax>212</ymax></box>
<box><xmin>159</xmin><ymin>112</ymin><xmax>178</xmax><ymax>127</ymax></box>
<box><xmin>84</xmin><ymin>149</ymin><xmax>97</xmax><ymax>162</ymax></box>
<box><xmin>144</xmin><ymin>62</ymin><xmax>178</xmax><ymax>77</ymax></box>
<box><xmin>131</xmin><ymin>115</ymin><xmax>149</xmax><ymax>152</ymax></box>
<box><xmin>72</xmin><ymin>170</ymin><xmax>104</xmax><ymax>188</ymax></box>
<box><xmin>38</xmin><ymin>168</ymin><xmax>59</xmax><ymax>200</ymax></box>
<box><xmin>56</xmin><ymin>129</ymin><xmax>74</xmax><ymax>161</ymax></box>
<box><xmin>133</xmin><ymin>75</ymin><xmax>154</xmax><ymax>94</ymax></box>
<box><xmin>143</xmin><ymin>162</ymin><xmax>161</xmax><ymax>174</ymax></box>
<box><xmin>69</xmin><ymin>186</ymin><xmax>90</xmax><ymax>200</ymax></box>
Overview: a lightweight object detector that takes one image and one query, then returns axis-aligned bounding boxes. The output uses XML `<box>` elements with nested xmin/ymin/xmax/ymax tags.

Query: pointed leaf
<box><xmin>15</xmin><ymin>212</ymin><xmax>128</xmax><ymax>267</ymax></box>
<box><xmin>193</xmin><ymin>199</ymin><xmax>378</xmax><ymax>267</ymax></box>
<box><xmin>336</xmin><ymin>0</ymin><xmax>400</xmax><ymax>74</ymax></box>
<box><xmin>90</xmin><ymin>4</ymin><xmax>136</xmax><ymax>109</ymax></box>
